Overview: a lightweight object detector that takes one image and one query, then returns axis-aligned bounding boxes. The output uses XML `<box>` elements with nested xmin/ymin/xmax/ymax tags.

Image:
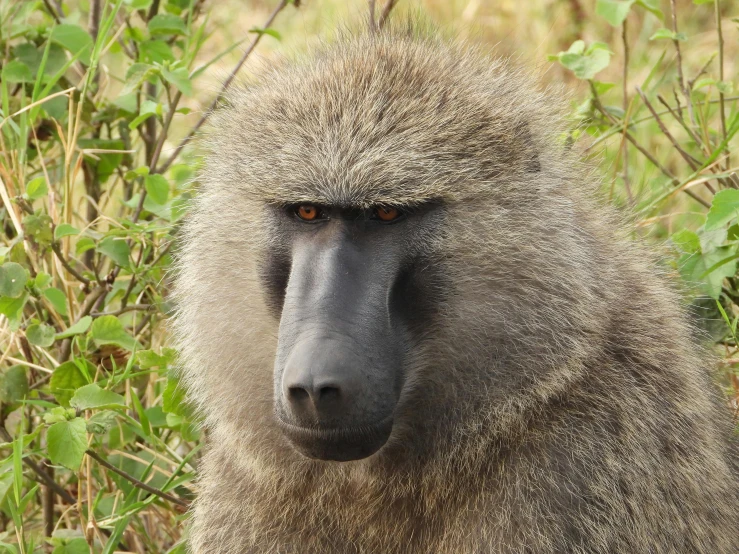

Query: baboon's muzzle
<box><xmin>273</xmin><ymin>223</ymin><xmax>406</xmax><ymax>462</ymax></box>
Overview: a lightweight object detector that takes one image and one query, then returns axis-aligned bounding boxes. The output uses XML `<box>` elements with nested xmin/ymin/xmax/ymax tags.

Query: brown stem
<box><xmin>158</xmin><ymin>0</ymin><xmax>292</xmax><ymax>174</ymax></box>
<box><xmin>91</xmin><ymin>304</ymin><xmax>153</xmax><ymax>317</ymax></box>
<box><xmin>43</xmin><ymin>462</ymin><xmax>55</xmax><ymax>537</ymax></box>
<box><xmin>42</xmin><ymin>0</ymin><xmax>61</xmax><ymax>22</ymax></box>
<box><xmin>715</xmin><ymin>0</ymin><xmax>729</xmax><ymax>168</ymax></box>
<box><xmin>621</xmin><ymin>18</ymin><xmax>632</xmax><ymax>202</ymax></box>
<box><xmin>669</xmin><ymin>0</ymin><xmax>696</xmax><ymax>126</ymax></box>
<box><xmin>378</xmin><ymin>0</ymin><xmax>399</xmax><ymax>29</ymax></box>
<box><xmin>369</xmin><ymin>0</ymin><xmax>377</xmax><ymax>31</ymax></box>
<box><xmin>86</xmin><ymin>449</ymin><xmax>189</xmax><ymax>508</ymax></box>
<box><xmin>51</xmin><ymin>241</ymin><xmax>91</xmax><ymax>287</ymax></box>
<box><xmin>589</xmin><ymin>82</ymin><xmax>710</xmax><ymax>208</ymax></box>
<box><xmin>636</xmin><ymin>89</ymin><xmax>701</xmax><ymax>171</ymax></box>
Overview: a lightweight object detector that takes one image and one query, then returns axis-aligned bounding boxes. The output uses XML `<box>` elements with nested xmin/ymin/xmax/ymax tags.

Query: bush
<box><xmin>0</xmin><ymin>0</ymin><xmax>736</xmax><ymax>552</ymax></box>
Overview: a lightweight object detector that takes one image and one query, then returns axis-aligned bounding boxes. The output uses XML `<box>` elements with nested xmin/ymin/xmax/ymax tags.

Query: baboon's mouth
<box><xmin>277</xmin><ymin>416</ymin><xmax>394</xmax><ymax>462</ymax></box>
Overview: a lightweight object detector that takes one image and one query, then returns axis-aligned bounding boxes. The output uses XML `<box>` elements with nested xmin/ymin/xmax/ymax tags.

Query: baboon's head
<box><xmin>175</xmin><ymin>33</ymin><xmax>603</xmax><ymax>465</ymax></box>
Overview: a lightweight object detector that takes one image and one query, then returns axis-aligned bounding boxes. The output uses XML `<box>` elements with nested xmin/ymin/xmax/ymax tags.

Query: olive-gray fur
<box><xmin>173</xmin><ymin>30</ymin><xmax>739</xmax><ymax>553</ymax></box>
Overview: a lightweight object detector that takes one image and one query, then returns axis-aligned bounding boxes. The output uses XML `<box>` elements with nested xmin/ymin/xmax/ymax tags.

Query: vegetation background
<box><xmin>0</xmin><ymin>0</ymin><xmax>737</xmax><ymax>551</ymax></box>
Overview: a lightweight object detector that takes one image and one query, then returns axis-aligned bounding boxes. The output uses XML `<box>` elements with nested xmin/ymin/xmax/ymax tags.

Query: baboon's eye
<box><xmin>295</xmin><ymin>205</ymin><xmax>323</xmax><ymax>222</ymax></box>
<box><xmin>373</xmin><ymin>207</ymin><xmax>402</xmax><ymax>222</ymax></box>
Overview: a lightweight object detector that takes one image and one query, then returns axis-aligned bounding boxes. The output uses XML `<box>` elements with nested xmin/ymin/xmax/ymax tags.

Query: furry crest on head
<box><xmin>172</xmin><ymin>28</ymin><xmax>739</xmax><ymax>554</ymax></box>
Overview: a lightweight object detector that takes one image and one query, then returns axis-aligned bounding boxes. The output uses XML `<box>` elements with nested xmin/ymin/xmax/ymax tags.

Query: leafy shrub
<box><xmin>0</xmin><ymin>0</ymin><xmax>736</xmax><ymax>552</ymax></box>
<box><xmin>0</xmin><ymin>0</ymin><xmax>297</xmax><ymax>551</ymax></box>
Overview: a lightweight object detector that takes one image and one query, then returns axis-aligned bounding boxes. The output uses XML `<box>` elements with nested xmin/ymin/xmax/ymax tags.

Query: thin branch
<box><xmin>51</xmin><ymin>241</ymin><xmax>91</xmax><ymax>287</ymax></box>
<box><xmin>86</xmin><ymin>449</ymin><xmax>189</xmax><ymax>508</ymax></box>
<box><xmin>636</xmin><ymin>88</ymin><xmax>703</xmax><ymax>172</ymax></box>
<box><xmin>669</xmin><ymin>0</ymin><xmax>696</xmax><ymax>126</ymax></box>
<box><xmin>656</xmin><ymin>94</ymin><xmax>708</xmax><ymax>154</ymax></box>
<box><xmin>92</xmin><ymin>304</ymin><xmax>153</xmax><ymax>317</ymax></box>
<box><xmin>158</xmin><ymin>0</ymin><xmax>292</xmax><ymax>174</ymax></box>
<box><xmin>378</xmin><ymin>0</ymin><xmax>399</xmax><ymax>29</ymax></box>
<box><xmin>369</xmin><ymin>0</ymin><xmax>377</xmax><ymax>32</ymax></box>
<box><xmin>42</xmin><ymin>0</ymin><xmax>61</xmax><ymax>22</ymax></box>
<box><xmin>589</xmin><ymin>82</ymin><xmax>710</xmax><ymax>208</ymax></box>
<box><xmin>620</xmin><ymin>17</ymin><xmax>632</xmax><ymax>202</ymax></box>
<box><xmin>715</xmin><ymin>0</ymin><xmax>729</xmax><ymax>168</ymax></box>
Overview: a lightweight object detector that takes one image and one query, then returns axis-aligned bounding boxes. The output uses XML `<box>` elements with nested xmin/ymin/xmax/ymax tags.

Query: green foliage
<box><xmin>0</xmin><ymin>0</ymin><xmax>737</xmax><ymax>551</ymax></box>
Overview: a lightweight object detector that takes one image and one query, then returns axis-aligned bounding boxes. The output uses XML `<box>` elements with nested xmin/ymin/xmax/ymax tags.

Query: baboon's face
<box><xmin>262</xmin><ymin>202</ymin><xmax>443</xmax><ymax>461</ymax></box>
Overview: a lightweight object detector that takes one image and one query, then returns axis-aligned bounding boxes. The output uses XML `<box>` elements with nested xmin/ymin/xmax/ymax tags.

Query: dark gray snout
<box><xmin>273</xmin><ymin>221</ymin><xmax>406</xmax><ymax>461</ymax></box>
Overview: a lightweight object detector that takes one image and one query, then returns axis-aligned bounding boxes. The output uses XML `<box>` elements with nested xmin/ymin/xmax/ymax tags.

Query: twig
<box><xmin>92</xmin><ymin>304</ymin><xmax>153</xmax><ymax>317</ymax></box>
<box><xmin>42</xmin><ymin>0</ymin><xmax>61</xmax><ymax>22</ymax></box>
<box><xmin>715</xmin><ymin>0</ymin><xmax>729</xmax><ymax>169</ymax></box>
<box><xmin>670</xmin><ymin>0</ymin><xmax>696</xmax><ymax>126</ymax></box>
<box><xmin>378</xmin><ymin>0</ymin><xmax>399</xmax><ymax>29</ymax></box>
<box><xmin>369</xmin><ymin>0</ymin><xmax>377</xmax><ymax>32</ymax></box>
<box><xmin>620</xmin><ymin>17</ymin><xmax>632</xmax><ymax>202</ymax></box>
<box><xmin>51</xmin><ymin>241</ymin><xmax>91</xmax><ymax>287</ymax></box>
<box><xmin>636</xmin><ymin>88</ymin><xmax>705</xmax><ymax>175</ymax></box>
<box><xmin>86</xmin><ymin>449</ymin><xmax>189</xmax><ymax>508</ymax></box>
<box><xmin>43</xmin><ymin>462</ymin><xmax>55</xmax><ymax>537</ymax></box>
<box><xmin>158</xmin><ymin>0</ymin><xmax>292</xmax><ymax>174</ymax></box>
<box><xmin>589</xmin><ymin>82</ymin><xmax>710</xmax><ymax>208</ymax></box>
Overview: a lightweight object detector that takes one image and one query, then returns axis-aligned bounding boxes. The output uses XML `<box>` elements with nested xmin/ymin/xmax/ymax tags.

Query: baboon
<box><xmin>173</xmin><ymin>30</ymin><xmax>739</xmax><ymax>553</ymax></box>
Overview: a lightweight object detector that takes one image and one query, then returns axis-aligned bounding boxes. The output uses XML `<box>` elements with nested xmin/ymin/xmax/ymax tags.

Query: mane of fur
<box><xmin>172</xmin><ymin>30</ymin><xmax>739</xmax><ymax>553</ymax></box>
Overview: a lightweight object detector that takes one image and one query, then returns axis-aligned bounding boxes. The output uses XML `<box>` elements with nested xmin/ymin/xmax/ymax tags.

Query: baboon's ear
<box><xmin>518</xmin><ymin>123</ymin><xmax>541</xmax><ymax>173</ymax></box>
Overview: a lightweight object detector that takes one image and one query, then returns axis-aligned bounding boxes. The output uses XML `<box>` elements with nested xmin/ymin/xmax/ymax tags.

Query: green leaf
<box><xmin>136</xmin><ymin>348</ymin><xmax>174</xmax><ymax>369</ymax></box>
<box><xmin>121</xmin><ymin>63</ymin><xmax>157</xmax><ymax>95</ymax></box>
<box><xmin>49</xmin><ymin>24</ymin><xmax>93</xmax><ymax>66</ymax></box>
<box><xmin>680</xmin><ymin>247</ymin><xmax>737</xmax><ymax>299</ymax></box>
<box><xmin>635</xmin><ymin>0</ymin><xmax>664</xmax><ymax>19</ymax></box>
<box><xmin>0</xmin><ymin>293</ymin><xmax>28</xmax><ymax>331</ymax></box>
<box><xmin>55</xmin><ymin>316</ymin><xmax>92</xmax><ymax>340</ymax></box>
<box><xmin>50</xmin><ymin>361</ymin><xmax>91</xmax><ymax>407</ymax></box>
<box><xmin>34</xmin><ymin>272</ymin><xmax>52</xmax><ymax>289</ymax></box>
<box><xmin>91</xmin><ymin>315</ymin><xmax>140</xmax><ymax>351</ymax></box>
<box><xmin>649</xmin><ymin>28</ymin><xmax>687</xmax><ymax>41</ymax></box>
<box><xmin>44</xmin><ymin>406</ymin><xmax>75</xmax><ymax>424</ymax></box>
<box><xmin>25</xmin><ymin>177</ymin><xmax>48</xmax><ymax>200</ymax></box>
<box><xmin>1</xmin><ymin>60</ymin><xmax>34</xmax><ymax>83</ymax></box>
<box><xmin>126</xmin><ymin>0</ymin><xmax>153</xmax><ymax>8</ymax></box>
<box><xmin>163</xmin><ymin>374</ymin><xmax>188</xmax><ymax>416</ymax></box>
<box><xmin>86</xmin><ymin>410</ymin><xmax>118</xmax><ymax>435</ymax></box>
<box><xmin>0</xmin><ymin>366</ymin><xmax>29</xmax><ymax>404</ymax></box>
<box><xmin>23</xmin><ymin>213</ymin><xmax>54</xmax><ymax>248</ymax></box>
<box><xmin>145</xmin><ymin>174</ymin><xmax>169</xmax><ymax>205</ymax></box>
<box><xmin>75</xmin><ymin>237</ymin><xmax>96</xmax><ymax>256</ymax></box>
<box><xmin>96</xmin><ymin>237</ymin><xmax>130</xmax><ymax>269</ymax></box>
<box><xmin>249</xmin><ymin>27</ymin><xmax>282</xmax><ymax>41</ymax></box>
<box><xmin>555</xmin><ymin>41</ymin><xmax>612</xmax><ymax>80</ymax></box>
<box><xmin>54</xmin><ymin>224</ymin><xmax>80</xmax><ymax>239</ymax></box>
<box><xmin>26</xmin><ymin>323</ymin><xmax>56</xmax><ymax>347</ymax></box>
<box><xmin>161</xmin><ymin>65</ymin><xmax>193</xmax><ymax>96</ymax></box>
<box><xmin>139</xmin><ymin>40</ymin><xmax>174</xmax><ymax>63</ymax></box>
<box><xmin>70</xmin><ymin>384</ymin><xmax>125</xmax><ymax>410</ymax></box>
<box><xmin>47</xmin><ymin>418</ymin><xmax>87</xmax><ymax>470</ymax></box>
<box><xmin>52</xmin><ymin>537</ymin><xmax>89</xmax><ymax>554</ymax></box>
<box><xmin>148</xmin><ymin>14</ymin><xmax>187</xmax><ymax>36</ymax></box>
<box><xmin>43</xmin><ymin>287</ymin><xmax>68</xmax><ymax>316</ymax></box>
<box><xmin>705</xmin><ymin>189</ymin><xmax>739</xmax><ymax>231</ymax></box>
<box><xmin>596</xmin><ymin>0</ymin><xmax>635</xmax><ymax>27</ymax></box>
<box><xmin>0</xmin><ymin>263</ymin><xmax>27</xmax><ymax>298</ymax></box>
<box><xmin>693</xmin><ymin>0</ymin><xmax>714</xmax><ymax>4</ymax></box>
